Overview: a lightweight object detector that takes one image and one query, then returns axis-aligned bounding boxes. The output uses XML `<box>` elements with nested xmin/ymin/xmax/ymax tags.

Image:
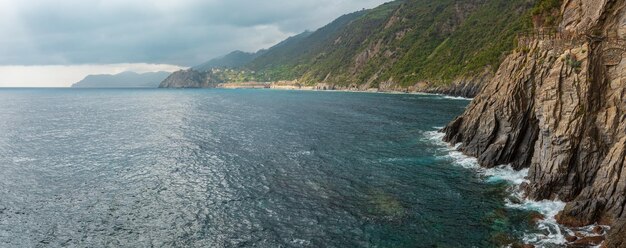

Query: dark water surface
<box><xmin>0</xmin><ymin>89</ymin><xmax>530</xmax><ymax>247</ymax></box>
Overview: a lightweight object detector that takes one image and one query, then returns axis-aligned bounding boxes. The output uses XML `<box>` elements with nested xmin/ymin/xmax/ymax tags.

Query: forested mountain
<box><xmin>164</xmin><ymin>0</ymin><xmax>534</xmax><ymax>96</ymax></box>
<box><xmin>193</xmin><ymin>50</ymin><xmax>265</xmax><ymax>72</ymax></box>
<box><xmin>248</xmin><ymin>0</ymin><xmax>531</xmax><ymax>88</ymax></box>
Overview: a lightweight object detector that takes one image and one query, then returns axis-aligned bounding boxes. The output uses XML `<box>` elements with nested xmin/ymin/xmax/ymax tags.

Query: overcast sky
<box><xmin>0</xmin><ymin>0</ymin><xmax>390</xmax><ymax>87</ymax></box>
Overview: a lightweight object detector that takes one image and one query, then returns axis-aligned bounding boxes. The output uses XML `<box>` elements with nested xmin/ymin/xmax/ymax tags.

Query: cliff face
<box><xmin>421</xmin><ymin>71</ymin><xmax>492</xmax><ymax>98</ymax></box>
<box><xmin>443</xmin><ymin>0</ymin><xmax>626</xmax><ymax>246</ymax></box>
<box><xmin>158</xmin><ymin>70</ymin><xmax>223</xmax><ymax>88</ymax></box>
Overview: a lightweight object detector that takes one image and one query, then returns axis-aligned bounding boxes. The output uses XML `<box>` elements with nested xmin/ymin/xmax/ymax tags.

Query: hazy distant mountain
<box><xmin>71</xmin><ymin>71</ymin><xmax>171</xmax><ymax>88</ymax></box>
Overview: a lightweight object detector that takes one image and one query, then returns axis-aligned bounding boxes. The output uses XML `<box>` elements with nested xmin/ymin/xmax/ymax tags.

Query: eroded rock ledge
<box><xmin>442</xmin><ymin>0</ymin><xmax>626</xmax><ymax>246</ymax></box>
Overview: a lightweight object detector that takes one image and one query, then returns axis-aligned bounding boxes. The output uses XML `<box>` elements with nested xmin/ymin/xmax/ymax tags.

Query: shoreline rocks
<box><xmin>442</xmin><ymin>0</ymin><xmax>626</xmax><ymax>246</ymax></box>
<box><xmin>159</xmin><ymin>71</ymin><xmax>488</xmax><ymax>98</ymax></box>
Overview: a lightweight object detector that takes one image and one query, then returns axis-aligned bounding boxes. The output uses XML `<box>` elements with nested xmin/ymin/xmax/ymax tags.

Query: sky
<box><xmin>0</xmin><ymin>0</ymin><xmax>390</xmax><ymax>87</ymax></box>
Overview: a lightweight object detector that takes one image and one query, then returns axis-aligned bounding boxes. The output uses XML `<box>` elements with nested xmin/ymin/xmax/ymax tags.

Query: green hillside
<box><xmin>256</xmin><ymin>0</ymin><xmax>533</xmax><ymax>87</ymax></box>
<box><xmin>193</xmin><ymin>0</ymin><xmax>535</xmax><ymax>88</ymax></box>
<box><xmin>193</xmin><ymin>50</ymin><xmax>265</xmax><ymax>71</ymax></box>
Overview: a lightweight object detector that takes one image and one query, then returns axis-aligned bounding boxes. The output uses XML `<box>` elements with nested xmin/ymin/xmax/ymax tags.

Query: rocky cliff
<box><xmin>158</xmin><ymin>69</ymin><xmax>223</xmax><ymax>88</ymax></box>
<box><xmin>443</xmin><ymin>0</ymin><xmax>626</xmax><ymax>246</ymax></box>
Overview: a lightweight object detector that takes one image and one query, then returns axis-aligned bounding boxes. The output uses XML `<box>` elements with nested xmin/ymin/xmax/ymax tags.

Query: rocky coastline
<box><xmin>442</xmin><ymin>0</ymin><xmax>626</xmax><ymax>246</ymax></box>
<box><xmin>225</xmin><ymin>79</ymin><xmax>484</xmax><ymax>98</ymax></box>
<box><xmin>160</xmin><ymin>70</ymin><xmax>486</xmax><ymax>98</ymax></box>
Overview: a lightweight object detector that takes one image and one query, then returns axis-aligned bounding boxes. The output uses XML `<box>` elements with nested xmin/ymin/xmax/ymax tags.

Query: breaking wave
<box><xmin>440</xmin><ymin>95</ymin><xmax>473</xmax><ymax>101</ymax></box>
<box><xmin>423</xmin><ymin>129</ymin><xmax>571</xmax><ymax>247</ymax></box>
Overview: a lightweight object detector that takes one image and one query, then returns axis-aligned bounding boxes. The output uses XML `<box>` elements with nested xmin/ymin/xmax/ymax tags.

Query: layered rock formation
<box><xmin>443</xmin><ymin>0</ymin><xmax>626</xmax><ymax>246</ymax></box>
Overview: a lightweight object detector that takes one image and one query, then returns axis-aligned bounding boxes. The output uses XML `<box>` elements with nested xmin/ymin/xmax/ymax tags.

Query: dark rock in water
<box><xmin>510</xmin><ymin>243</ymin><xmax>534</xmax><ymax>248</ymax></box>
<box><xmin>528</xmin><ymin>211</ymin><xmax>545</xmax><ymax>225</ymax></box>
<box><xmin>571</xmin><ymin>235</ymin><xmax>604</xmax><ymax>247</ymax></box>
<box><xmin>491</xmin><ymin>233</ymin><xmax>516</xmax><ymax>247</ymax></box>
<box><xmin>442</xmin><ymin>0</ymin><xmax>626</xmax><ymax>245</ymax></box>
<box><xmin>592</xmin><ymin>226</ymin><xmax>604</xmax><ymax>235</ymax></box>
<box><xmin>565</xmin><ymin>234</ymin><xmax>578</xmax><ymax>243</ymax></box>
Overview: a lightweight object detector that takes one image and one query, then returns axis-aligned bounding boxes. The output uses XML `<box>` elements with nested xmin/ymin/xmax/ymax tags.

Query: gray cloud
<box><xmin>0</xmin><ymin>0</ymin><xmax>390</xmax><ymax>66</ymax></box>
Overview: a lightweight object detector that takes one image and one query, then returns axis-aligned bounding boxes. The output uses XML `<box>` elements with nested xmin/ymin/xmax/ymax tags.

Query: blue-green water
<box><xmin>0</xmin><ymin>89</ymin><xmax>536</xmax><ymax>247</ymax></box>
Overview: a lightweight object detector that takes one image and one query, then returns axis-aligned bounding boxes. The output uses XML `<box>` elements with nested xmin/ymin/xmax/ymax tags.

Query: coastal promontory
<box><xmin>443</xmin><ymin>0</ymin><xmax>626</xmax><ymax>246</ymax></box>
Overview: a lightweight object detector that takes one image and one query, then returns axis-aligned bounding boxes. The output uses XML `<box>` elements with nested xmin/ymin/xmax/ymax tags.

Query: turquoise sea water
<box><xmin>0</xmin><ymin>89</ymin><xmax>543</xmax><ymax>247</ymax></box>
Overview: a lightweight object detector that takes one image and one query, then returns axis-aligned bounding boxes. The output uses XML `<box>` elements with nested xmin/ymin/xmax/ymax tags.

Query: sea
<box><xmin>0</xmin><ymin>88</ymin><xmax>569</xmax><ymax>247</ymax></box>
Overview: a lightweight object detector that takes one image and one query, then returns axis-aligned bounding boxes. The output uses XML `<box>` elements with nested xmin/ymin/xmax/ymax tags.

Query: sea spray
<box><xmin>507</xmin><ymin>199</ymin><xmax>567</xmax><ymax>245</ymax></box>
<box><xmin>423</xmin><ymin>129</ymin><xmax>570</xmax><ymax>246</ymax></box>
<box><xmin>440</xmin><ymin>95</ymin><xmax>473</xmax><ymax>101</ymax></box>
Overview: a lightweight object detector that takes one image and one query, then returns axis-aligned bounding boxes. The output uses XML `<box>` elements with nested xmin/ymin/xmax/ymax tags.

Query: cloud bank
<box><xmin>0</xmin><ymin>0</ymin><xmax>390</xmax><ymax>67</ymax></box>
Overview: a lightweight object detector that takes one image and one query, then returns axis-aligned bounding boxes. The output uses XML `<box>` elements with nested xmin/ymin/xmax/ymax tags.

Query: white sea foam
<box><xmin>484</xmin><ymin>165</ymin><xmax>529</xmax><ymax>185</ymax></box>
<box><xmin>447</xmin><ymin>149</ymin><xmax>480</xmax><ymax>169</ymax></box>
<box><xmin>441</xmin><ymin>95</ymin><xmax>473</xmax><ymax>101</ymax></box>
<box><xmin>424</xmin><ymin>130</ymin><xmax>446</xmax><ymax>142</ymax></box>
<box><xmin>508</xmin><ymin>199</ymin><xmax>568</xmax><ymax>245</ymax></box>
<box><xmin>422</xmin><ymin>129</ymin><xmax>571</xmax><ymax>247</ymax></box>
<box><xmin>409</xmin><ymin>92</ymin><xmax>433</xmax><ymax>96</ymax></box>
<box><xmin>423</xmin><ymin>130</ymin><xmax>479</xmax><ymax>169</ymax></box>
<box><xmin>406</xmin><ymin>92</ymin><xmax>475</xmax><ymax>100</ymax></box>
